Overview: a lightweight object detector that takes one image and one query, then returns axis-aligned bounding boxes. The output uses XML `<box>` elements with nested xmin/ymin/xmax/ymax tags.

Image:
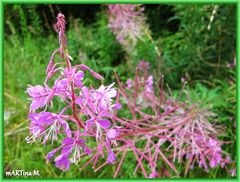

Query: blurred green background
<box><xmin>4</xmin><ymin>4</ymin><xmax>236</xmax><ymax>178</ymax></box>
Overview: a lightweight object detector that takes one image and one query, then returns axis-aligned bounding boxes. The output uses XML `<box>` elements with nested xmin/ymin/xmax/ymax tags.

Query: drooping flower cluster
<box><xmin>26</xmin><ymin>13</ymin><xmax>119</xmax><ymax>171</ymax></box>
<box><xmin>173</xmin><ymin>109</ymin><xmax>231</xmax><ymax>174</ymax></box>
<box><xmin>73</xmin><ymin>60</ymin><xmax>232</xmax><ymax>178</ymax></box>
<box><xmin>107</xmin><ymin>4</ymin><xmax>147</xmax><ymax>48</ymax></box>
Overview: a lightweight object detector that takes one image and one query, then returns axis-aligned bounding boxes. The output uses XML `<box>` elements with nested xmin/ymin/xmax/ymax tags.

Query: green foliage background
<box><xmin>4</xmin><ymin>4</ymin><xmax>236</xmax><ymax>178</ymax></box>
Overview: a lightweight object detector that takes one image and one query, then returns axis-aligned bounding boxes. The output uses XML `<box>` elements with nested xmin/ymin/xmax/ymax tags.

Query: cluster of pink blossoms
<box><xmin>26</xmin><ymin>13</ymin><xmax>120</xmax><ymax>171</ymax></box>
<box><xmin>26</xmin><ymin>13</ymin><xmax>234</xmax><ymax>177</ymax></box>
<box><xmin>116</xmin><ymin>62</ymin><xmax>232</xmax><ymax>177</ymax></box>
<box><xmin>107</xmin><ymin>4</ymin><xmax>147</xmax><ymax>48</ymax></box>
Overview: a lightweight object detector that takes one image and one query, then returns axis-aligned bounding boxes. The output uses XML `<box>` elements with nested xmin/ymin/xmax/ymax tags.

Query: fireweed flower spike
<box><xmin>107</xmin><ymin>4</ymin><xmax>147</xmax><ymax>49</ymax></box>
<box><xmin>107</xmin><ymin>5</ymin><xmax>161</xmax><ymax>57</ymax></box>
<box><xmin>26</xmin><ymin>13</ymin><xmax>119</xmax><ymax>171</ymax></box>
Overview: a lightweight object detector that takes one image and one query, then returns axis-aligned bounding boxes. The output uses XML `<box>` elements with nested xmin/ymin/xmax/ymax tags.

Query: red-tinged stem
<box><xmin>139</xmin><ymin>132</ymin><xmax>176</xmax><ymax>141</ymax></box>
<box><xmin>118</xmin><ymin>139</ymin><xmax>152</xmax><ymax>164</ymax></box>
<box><xmin>131</xmin><ymin>146</ymin><xmax>148</xmax><ymax>177</ymax></box>
<box><xmin>133</xmin><ymin>68</ymin><xmax>139</xmax><ymax>119</ymax></box>
<box><xmin>113</xmin><ymin>149</ymin><xmax>127</xmax><ymax>178</ymax></box>
<box><xmin>157</xmin><ymin>147</ymin><xmax>178</xmax><ymax>174</ymax></box>
<box><xmin>113</xmin><ymin>91</ymin><xmax>120</xmax><ymax>123</ymax></box>
<box><xmin>94</xmin><ymin>161</ymin><xmax>108</xmax><ymax>173</ymax></box>
<box><xmin>176</xmin><ymin>80</ymin><xmax>187</xmax><ymax>102</ymax></box>
<box><xmin>71</xmin><ymin>83</ymin><xmax>85</xmax><ymax>129</ymax></box>
<box><xmin>157</xmin><ymin>74</ymin><xmax>164</xmax><ymax>116</ymax></box>
<box><xmin>79</xmin><ymin>147</ymin><xmax>98</xmax><ymax>158</ymax></box>
<box><xmin>128</xmin><ymin>142</ymin><xmax>152</xmax><ymax>165</ymax></box>
<box><xmin>115</xmin><ymin>117</ymin><xmax>141</xmax><ymax>130</ymax></box>
<box><xmin>93</xmin><ymin>147</ymin><xmax>126</xmax><ymax>172</ymax></box>
<box><xmin>132</xmin><ymin>121</ymin><xmax>156</xmax><ymax>128</ymax></box>
<box><xmin>133</xmin><ymin>139</ymin><xmax>150</xmax><ymax>175</ymax></box>
<box><xmin>56</xmin><ymin>14</ymin><xmax>84</xmax><ymax>129</ymax></box>
<box><xmin>59</xmin><ymin>105</ymin><xmax>71</xmax><ymax>115</ymax></box>
<box><xmin>184</xmin><ymin>153</ymin><xmax>194</xmax><ymax>176</ymax></box>
<box><xmin>125</xmin><ymin>116</ymin><xmax>152</xmax><ymax>123</ymax></box>
<box><xmin>134</xmin><ymin>107</ymin><xmax>153</xmax><ymax>118</ymax></box>
<box><xmin>114</xmin><ymin>72</ymin><xmax>135</xmax><ymax>117</ymax></box>
<box><xmin>79</xmin><ymin>153</ymin><xmax>98</xmax><ymax>171</ymax></box>
<box><xmin>65</xmin><ymin>56</ymin><xmax>85</xmax><ymax>129</ymax></box>
<box><xmin>163</xmin><ymin>126</ymin><xmax>183</xmax><ymax>151</ymax></box>
<box><xmin>160</xmin><ymin>104</ymin><xmax>186</xmax><ymax>118</ymax></box>
<box><xmin>92</xmin><ymin>154</ymin><xmax>99</xmax><ymax>169</ymax></box>
<box><xmin>123</xmin><ymin>116</ymin><xmax>154</xmax><ymax>128</ymax></box>
<box><xmin>117</xmin><ymin>113</ymin><xmax>195</xmax><ymax>138</ymax></box>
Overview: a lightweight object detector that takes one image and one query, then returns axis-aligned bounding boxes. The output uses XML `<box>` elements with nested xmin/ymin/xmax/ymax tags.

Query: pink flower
<box><xmin>54</xmin><ymin>78</ymin><xmax>71</xmax><ymax>98</ymax></box>
<box><xmin>27</xmin><ymin>113</ymin><xmax>45</xmax><ymax>139</ymax></box>
<box><xmin>55</xmin><ymin>154</ymin><xmax>71</xmax><ymax>171</ymax></box>
<box><xmin>149</xmin><ymin>170</ymin><xmax>157</xmax><ymax>178</ymax></box>
<box><xmin>86</xmin><ymin>118</ymin><xmax>111</xmax><ymax>130</ymax></box>
<box><xmin>107</xmin><ymin>4</ymin><xmax>146</xmax><ymax>47</ymax></box>
<box><xmin>194</xmin><ymin>136</ymin><xmax>228</xmax><ymax>171</ymax></box>
<box><xmin>105</xmin><ymin>138</ymin><xmax>116</xmax><ymax>164</ymax></box>
<box><xmin>26</xmin><ymin>85</ymin><xmax>52</xmax><ymax>111</ymax></box>
<box><xmin>46</xmin><ymin>137</ymin><xmax>91</xmax><ymax>171</ymax></box>
<box><xmin>126</xmin><ymin>79</ymin><xmax>133</xmax><ymax>89</ymax></box>
<box><xmin>137</xmin><ymin>60</ymin><xmax>150</xmax><ymax>71</ymax></box>
<box><xmin>86</xmin><ymin>118</ymin><xmax>111</xmax><ymax>143</ymax></box>
<box><xmin>74</xmin><ymin>71</ymin><xmax>84</xmax><ymax>88</ymax></box>
<box><xmin>107</xmin><ymin>148</ymin><xmax>116</xmax><ymax>164</ymax></box>
<box><xmin>54</xmin><ymin>70</ymin><xmax>84</xmax><ymax>98</ymax></box>
<box><xmin>145</xmin><ymin>76</ymin><xmax>153</xmax><ymax>93</ymax></box>
<box><xmin>26</xmin><ymin>112</ymin><xmax>71</xmax><ymax>144</ymax></box>
<box><xmin>92</xmin><ymin>83</ymin><xmax>117</xmax><ymax>111</ymax></box>
<box><xmin>113</xmin><ymin>103</ymin><xmax>122</xmax><ymax>110</ymax></box>
<box><xmin>107</xmin><ymin>129</ymin><xmax>118</xmax><ymax>140</ymax></box>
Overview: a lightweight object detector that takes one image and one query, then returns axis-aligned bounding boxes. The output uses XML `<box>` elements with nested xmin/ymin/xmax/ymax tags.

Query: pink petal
<box><xmin>108</xmin><ymin>89</ymin><xmax>117</xmax><ymax>98</ymax></box>
<box><xmin>107</xmin><ymin>129</ymin><xmax>117</xmax><ymax>139</ymax></box>
<box><xmin>98</xmin><ymin>119</ymin><xmax>111</xmax><ymax>129</ymax></box>
<box><xmin>30</xmin><ymin>99</ymin><xmax>45</xmax><ymax>111</ymax></box>
<box><xmin>27</xmin><ymin>85</ymin><xmax>46</xmax><ymax>98</ymax></box>
<box><xmin>62</xmin><ymin>138</ymin><xmax>74</xmax><ymax>145</ymax></box>
<box><xmin>86</xmin><ymin>119</ymin><xmax>94</xmax><ymax>131</ymax></box>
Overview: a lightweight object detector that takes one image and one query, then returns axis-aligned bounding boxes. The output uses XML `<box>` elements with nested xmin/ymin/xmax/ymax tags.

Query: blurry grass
<box><xmin>4</xmin><ymin>24</ymin><xmax>236</xmax><ymax>178</ymax></box>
